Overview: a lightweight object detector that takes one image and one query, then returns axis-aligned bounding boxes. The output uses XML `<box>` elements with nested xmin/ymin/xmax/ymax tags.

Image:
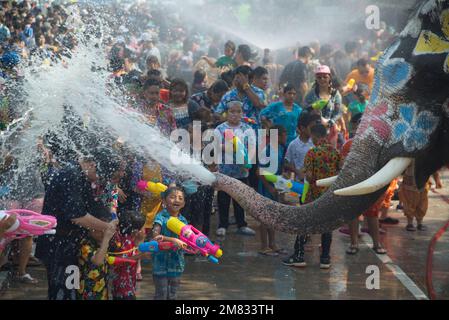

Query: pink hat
<box><xmin>315</xmin><ymin>65</ymin><xmax>331</xmax><ymax>75</ymax></box>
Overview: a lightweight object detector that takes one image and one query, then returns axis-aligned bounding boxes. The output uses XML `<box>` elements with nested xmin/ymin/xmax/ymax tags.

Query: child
<box><xmin>282</xmin><ymin>112</ymin><xmax>321</xmax><ymax>266</ymax></box>
<box><xmin>257</xmin><ymin>125</ymin><xmax>287</xmax><ymax>256</ymax></box>
<box><xmin>78</xmin><ymin>217</ymin><xmax>117</xmax><ymax>300</ymax></box>
<box><xmin>151</xmin><ymin>187</ymin><xmax>189</xmax><ymax>300</ymax></box>
<box><xmin>299</xmin><ymin>124</ymin><xmax>341</xmax><ymax>268</ymax></box>
<box><xmin>109</xmin><ymin>210</ymin><xmax>148</xmax><ymax>300</ymax></box>
<box><xmin>399</xmin><ymin>161</ymin><xmax>431</xmax><ymax>231</ymax></box>
<box><xmin>141</xmin><ymin>78</ymin><xmax>177</xmax><ymax>137</ymax></box>
<box><xmin>214</xmin><ymin>100</ymin><xmax>256</xmax><ymax>237</ymax></box>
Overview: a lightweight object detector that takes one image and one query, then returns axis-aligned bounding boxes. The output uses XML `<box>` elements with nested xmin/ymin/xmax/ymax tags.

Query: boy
<box><xmin>282</xmin><ymin>112</ymin><xmax>321</xmax><ymax>266</ymax></box>
<box><xmin>294</xmin><ymin>124</ymin><xmax>341</xmax><ymax>269</ymax></box>
<box><xmin>214</xmin><ymin>100</ymin><xmax>256</xmax><ymax>236</ymax></box>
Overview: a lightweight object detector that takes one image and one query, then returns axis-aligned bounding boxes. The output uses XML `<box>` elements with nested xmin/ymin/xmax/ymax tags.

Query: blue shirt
<box><xmin>214</xmin><ymin>121</ymin><xmax>255</xmax><ymax>179</ymax></box>
<box><xmin>260</xmin><ymin>101</ymin><xmax>302</xmax><ymax>145</ymax></box>
<box><xmin>215</xmin><ymin>86</ymin><xmax>266</xmax><ymax>128</ymax></box>
<box><xmin>152</xmin><ymin>209</ymin><xmax>188</xmax><ymax>278</ymax></box>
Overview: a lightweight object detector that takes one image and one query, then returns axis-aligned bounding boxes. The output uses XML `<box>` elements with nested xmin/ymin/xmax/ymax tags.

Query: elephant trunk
<box><xmin>213</xmin><ymin>137</ymin><xmax>388</xmax><ymax>234</ymax></box>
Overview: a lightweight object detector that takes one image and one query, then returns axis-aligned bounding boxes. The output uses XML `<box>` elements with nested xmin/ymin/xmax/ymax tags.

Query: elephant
<box><xmin>212</xmin><ymin>0</ymin><xmax>449</xmax><ymax>235</ymax></box>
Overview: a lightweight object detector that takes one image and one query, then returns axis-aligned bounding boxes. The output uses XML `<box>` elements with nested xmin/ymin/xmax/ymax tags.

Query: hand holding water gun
<box><xmin>0</xmin><ymin>209</ymin><xmax>57</xmax><ymax>241</ymax></box>
<box><xmin>107</xmin><ymin>256</ymin><xmax>137</xmax><ymax>266</ymax></box>
<box><xmin>137</xmin><ymin>180</ymin><xmax>198</xmax><ymax>195</ymax></box>
<box><xmin>224</xmin><ymin>130</ymin><xmax>252</xmax><ymax>169</ymax></box>
<box><xmin>167</xmin><ymin>217</ymin><xmax>223</xmax><ymax>264</ymax></box>
<box><xmin>137</xmin><ymin>180</ymin><xmax>168</xmax><ymax>195</ymax></box>
<box><xmin>138</xmin><ymin>239</ymin><xmax>184</xmax><ymax>253</ymax></box>
<box><xmin>312</xmin><ymin>99</ymin><xmax>329</xmax><ymax>111</ymax></box>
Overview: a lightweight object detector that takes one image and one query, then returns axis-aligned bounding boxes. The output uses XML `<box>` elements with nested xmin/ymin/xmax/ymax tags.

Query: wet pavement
<box><xmin>1</xmin><ymin>171</ymin><xmax>449</xmax><ymax>300</ymax></box>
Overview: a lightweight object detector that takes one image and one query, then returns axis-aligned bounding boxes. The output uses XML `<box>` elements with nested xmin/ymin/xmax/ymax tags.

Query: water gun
<box><xmin>312</xmin><ymin>99</ymin><xmax>329</xmax><ymax>111</ymax></box>
<box><xmin>243</xmin><ymin>117</ymin><xmax>256</xmax><ymax>125</ymax></box>
<box><xmin>107</xmin><ymin>256</ymin><xmax>137</xmax><ymax>266</ymax></box>
<box><xmin>167</xmin><ymin>217</ymin><xmax>223</xmax><ymax>264</ymax></box>
<box><xmin>137</xmin><ymin>180</ymin><xmax>198</xmax><ymax>195</ymax></box>
<box><xmin>346</xmin><ymin>78</ymin><xmax>356</xmax><ymax>90</ymax></box>
<box><xmin>261</xmin><ymin>171</ymin><xmax>309</xmax><ymax>198</ymax></box>
<box><xmin>0</xmin><ymin>209</ymin><xmax>57</xmax><ymax>241</ymax></box>
<box><xmin>224</xmin><ymin>130</ymin><xmax>252</xmax><ymax>169</ymax></box>
<box><xmin>139</xmin><ymin>240</ymin><xmax>178</xmax><ymax>253</ymax></box>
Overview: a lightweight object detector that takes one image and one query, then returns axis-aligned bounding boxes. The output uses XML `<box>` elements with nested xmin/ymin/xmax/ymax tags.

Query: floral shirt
<box><xmin>78</xmin><ymin>238</ymin><xmax>109</xmax><ymax>300</ymax></box>
<box><xmin>109</xmin><ymin>233</ymin><xmax>138</xmax><ymax>299</ymax></box>
<box><xmin>140</xmin><ymin>102</ymin><xmax>177</xmax><ymax>137</ymax></box>
<box><xmin>152</xmin><ymin>209</ymin><xmax>188</xmax><ymax>278</ymax></box>
<box><xmin>304</xmin><ymin>139</ymin><xmax>341</xmax><ymax>202</ymax></box>
<box><xmin>215</xmin><ymin>86</ymin><xmax>266</xmax><ymax>129</ymax></box>
<box><xmin>101</xmin><ymin>182</ymin><xmax>119</xmax><ymax>218</ymax></box>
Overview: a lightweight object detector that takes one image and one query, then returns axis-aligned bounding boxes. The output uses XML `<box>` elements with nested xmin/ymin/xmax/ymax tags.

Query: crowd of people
<box><xmin>0</xmin><ymin>0</ymin><xmax>443</xmax><ymax>300</ymax></box>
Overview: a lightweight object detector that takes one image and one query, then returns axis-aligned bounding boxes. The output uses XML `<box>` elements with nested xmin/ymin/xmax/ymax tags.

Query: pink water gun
<box><xmin>0</xmin><ymin>209</ymin><xmax>57</xmax><ymax>240</ymax></box>
<box><xmin>167</xmin><ymin>217</ymin><xmax>223</xmax><ymax>263</ymax></box>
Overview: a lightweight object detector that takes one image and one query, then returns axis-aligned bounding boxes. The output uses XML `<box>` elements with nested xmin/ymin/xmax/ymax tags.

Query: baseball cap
<box><xmin>315</xmin><ymin>65</ymin><xmax>331</xmax><ymax>75</ymax></box>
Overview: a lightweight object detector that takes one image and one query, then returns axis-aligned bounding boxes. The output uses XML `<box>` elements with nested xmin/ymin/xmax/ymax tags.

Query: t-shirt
<box><xmin>344</xmin><ymin>67</ymin><xmax>375</xmax><ymax>97</ymax></box>
<box><xmin>152</xmin><ymin>210</ymin><xmax>188</xmax><ymax>278</ymax></box>
<box><xmin>260</xmin><ymin>101</ymin><xmax>302</xmax><ymax>145</ymax></box>
<box><xmin>215</xmin><ymin>86</ymin><xmax>266</xmax><ymax>129</ymax></box>
<box><xmin>214</xmin><ymin>121</ymin><xmax>255</xmax><ymax>179</ymax></box>
<box><xmin>109</xmin><ymin>232</ymin><xmax>138</xmax><ymax>299</ymax></box>
<box><xmin>348</xmin><ymin>100</ymin><xmax>367</xmax><ymax>115</ymax></box>
<box><xmin>279</xmin><ymin>60</ymin><xmax>308</xmax><ymax>103</ymax></box>
<box><xmin>215</xmin><ymin>55</ymin><xmax>237</xmax><ymax>68</ymax></box>
<box><xmin>284</xmin><ymin>137</ymin><xmax>314</xmax><ymax>171</ymax></box>
<box><xmin>304</xmin><ymin>140</ymin><xmax>341</xmax><ymax>202</ymax></box>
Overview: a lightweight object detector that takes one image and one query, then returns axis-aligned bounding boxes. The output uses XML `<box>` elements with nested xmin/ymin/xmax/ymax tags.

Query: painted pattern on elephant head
<box><xmin>357</xmin><ymin>0</ymin><xmax>449</xmax><ymax>158</ymax></box>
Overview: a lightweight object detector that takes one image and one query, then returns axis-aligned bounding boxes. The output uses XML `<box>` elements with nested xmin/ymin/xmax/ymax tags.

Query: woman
<box><xmin>168</xmin><ymin>78</ymin><xmax>192</xmax><ymax>130</ymax></box>
<box><xmin>260</xmin><ymin>84</ymin><xmax>302</xmax><ymax>146</ymax></box>
<box><xmin>191</xmin><ymin>69</ymin><xmax>207</xmax><ymax>95</ymax></box>
<box><xmin>304</xmin><ymin>65</ymin><xmax>343</xmax><ymax>147</ymax></box>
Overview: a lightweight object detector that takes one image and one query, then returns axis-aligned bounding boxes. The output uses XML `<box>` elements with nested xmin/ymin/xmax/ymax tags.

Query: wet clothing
<box><xmin>110</xmin><ymin>232</ymin><xmax>138</xmax><ymax>300</ymax></box>
<box><xmin>214</xmin><ymin>121</ymin><xmax>255</xmax><ymax>179</ymax></box>
<box><xmin>304</xmin><ymin>87</ymin><xmax>343</xmax><ymax>126</ymax></box>
<box><xmin>260</xmin><ymin>101</ymin><xmax>302</xmax><ymax>145</ymax></box>
<box><xmin>35</xmin><ymin>162</ymin><xmax>109</xmax><ymax>300</ymax></box>
<box><xmin>215</xmin><ymin>56</ymin><xmax>236</xmax><ymax>69</ymax></box>
<box><xmin>77</xmin><ymin>238</ymin><xmax>109</xmax><ymax>300</ymax></box>
<box><xmin>152</xmin><ymin>210</ymin><xmax>187</xmax><ymax>278</ymax></box>
<box><xmin>215</xmin><ymin>86</ymin><xmax>266</xmax><ymax>128</ymax></box>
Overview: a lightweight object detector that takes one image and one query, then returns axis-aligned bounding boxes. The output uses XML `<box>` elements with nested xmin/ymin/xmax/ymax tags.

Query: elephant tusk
<box><xmin>334</xmin><ymin>157</ymin><xmax>412</xmax><ymax>196</ymax></box>
<box><xmin>316</xmin><ymin>176</ymin><xmax>338</xmax><ymax>187</ymax></box>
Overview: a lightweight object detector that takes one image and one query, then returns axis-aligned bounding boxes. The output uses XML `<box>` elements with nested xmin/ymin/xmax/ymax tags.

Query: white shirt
<box><xmin>285</xmin><ymin>137</ymin><xmax>314</xmax><ymax>171</ymax></box>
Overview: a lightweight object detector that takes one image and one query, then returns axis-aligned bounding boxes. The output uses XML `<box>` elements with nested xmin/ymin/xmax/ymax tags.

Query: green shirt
<box><xmin>215</xmin><ymin>55</ymin><xmax>237</xmax><ymax>68</ymax></box>
<box><xmin>348</xmin><ymin>100</ymin><xmax>367</xmax><ymax>115</ymax></box>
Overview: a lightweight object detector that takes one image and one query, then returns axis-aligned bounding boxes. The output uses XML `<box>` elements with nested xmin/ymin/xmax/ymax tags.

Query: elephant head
<box><xmin>213</xmin><ymin>0</ymin><xmax>449</xmax><ymax>234</ymax></box>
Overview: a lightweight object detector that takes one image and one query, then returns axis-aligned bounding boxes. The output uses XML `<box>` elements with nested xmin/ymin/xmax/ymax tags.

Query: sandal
<box><xmin>258</xmin><ymin>249</ymin><xmax>279</xmax><ymax>257</ymax></box>
<box><xmin>346</xmin><ymin>245</ymin><xmax>359</xmax><ymax>255</ymax></box>
<box><xmin>136</xmin><ymin>273</ymin><xmax>143</xmax><ymax>281</ymax></box>
<box><xmin>16</xmin><ymin>273</ymin><xmax>38</xmax><ymax>284</ymax></box>
<box><xmin>373</xmin><ymin>247</ymin><xmax>387</xmax><ymax>254</ymax></box>
<box><xmin>274</xmin><ymin>248</ymin><xmax>288</xmax><ymax>255</ymax></box>
<box><xmin>406</xmin><ymin>224</ymin><xmax>416</xmax><ymax>231</ymax></box>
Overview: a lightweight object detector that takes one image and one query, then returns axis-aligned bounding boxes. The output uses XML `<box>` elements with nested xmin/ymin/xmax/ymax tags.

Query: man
<box><xmin>279</xmin><ymin>46</ymin><xmax>313</xmax><ymax>106</ymax></box>
<box><xmin>344</xmin><ymin>58</ymin><xmax>375</xmax><ymax>99</ymax></box>
<box><xmin>215</xmin><ymin>65</ymin><xmax>266</xmax><ymax>129</ymax></box>
<box><xmin>235</xmin><ymin>44</ymin><xmax>252</xmax><ymax>67</ymax></box>
<box><xmin>35</xmin><ymin>155</ymin><xmax>117</xmax><ymax>300</ymax></box>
